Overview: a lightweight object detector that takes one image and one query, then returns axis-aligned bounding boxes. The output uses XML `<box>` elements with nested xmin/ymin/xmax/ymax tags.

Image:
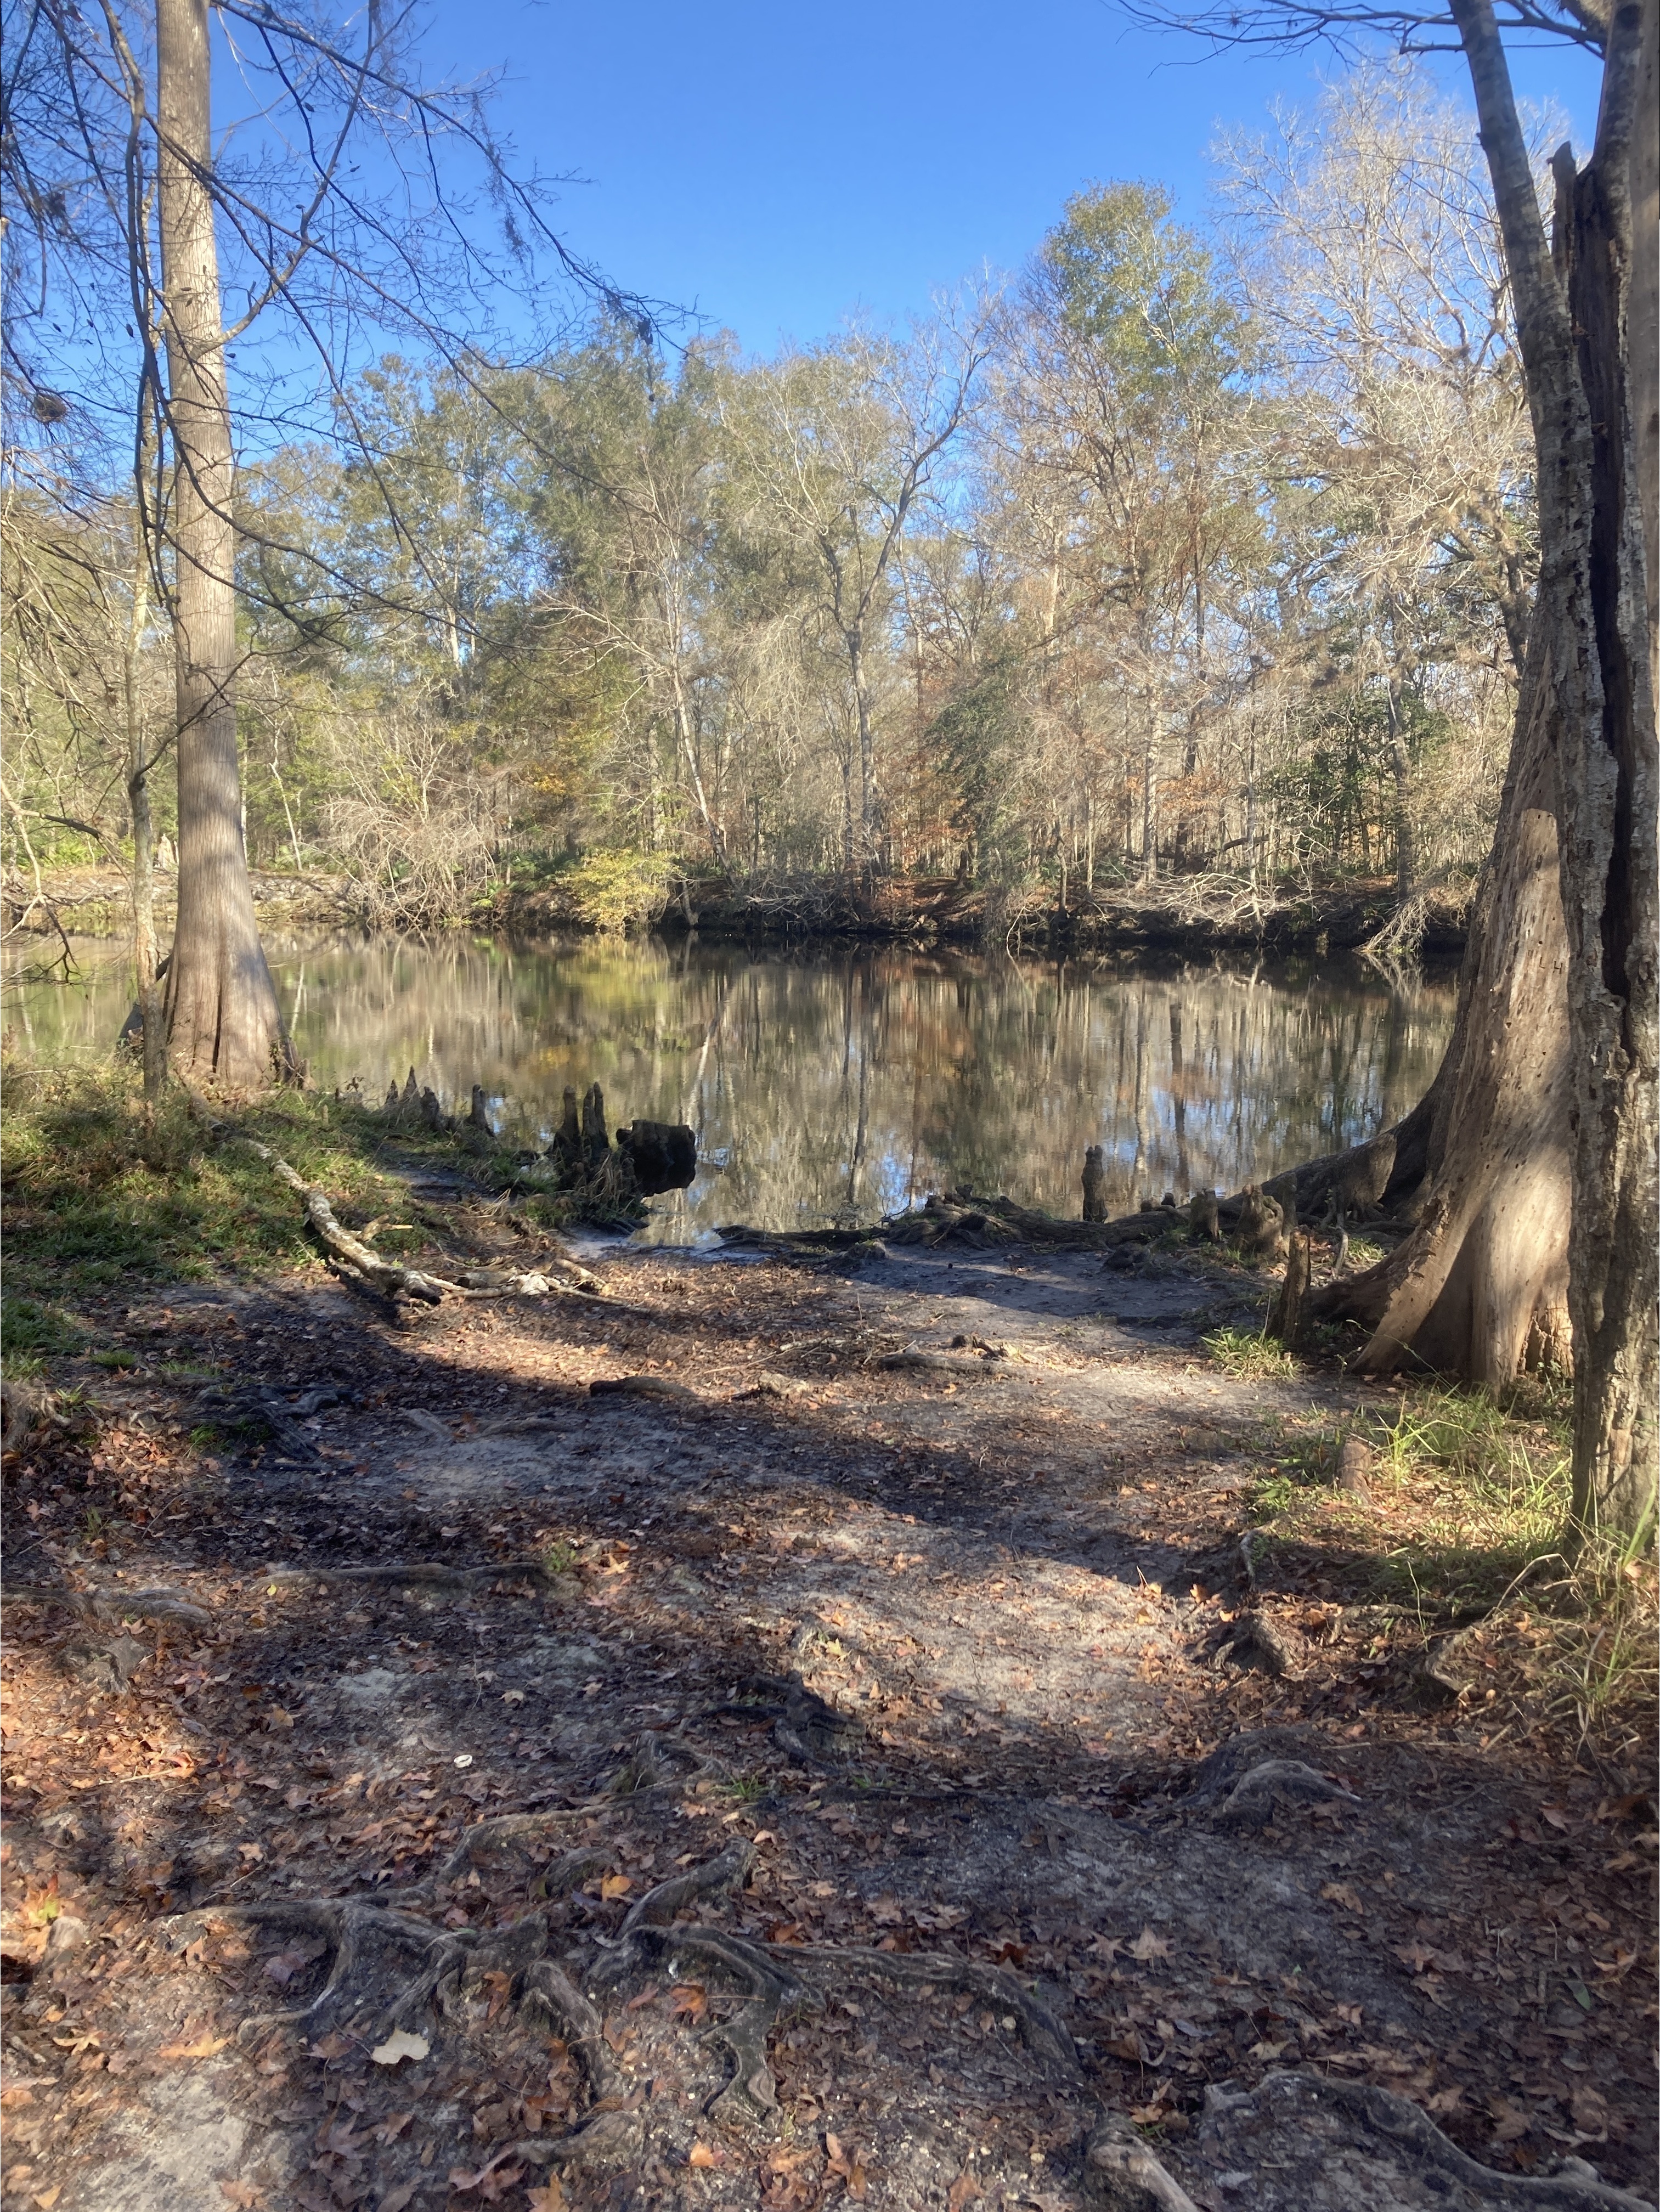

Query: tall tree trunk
<box><xmin>1309</xmin><ymin>0</ymin><xmax>1657</xmax><ymax>1543</ymax></box>
<box><xmin>1384</xmin><ymin>678</ymin><xmax>1416</xmax><ymax>901</ymax></box>
<box><xmin>156</xmin><ymin>0</ymin><xmax>287</xmax><ymax>1086</ymax></box>
<box><xmin>1555</xmin><ymin>12</ymin><xmax>1658</xmax><ymax>1543</ymax></box>
<box><xmin>125</xmin><ymin>509</ymin><xmax>166</xmax><ymax>1104</ymax></box>
<box><xmin>1139</xmin><ymin>730</ymin><xmax>1158</xmax><ymax>885</ymax></box>
<box><xmin>669</xmin><ymin>668</ymin><xmax>721</xmax><ymax>862</ymax></box>
<box><xmin>848</xmin><ymin>626</ymin><xmax>877</xmax><ymax>870</ymax></box>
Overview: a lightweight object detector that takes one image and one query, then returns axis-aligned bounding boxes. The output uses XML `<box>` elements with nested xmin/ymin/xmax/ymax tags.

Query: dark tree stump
<box><xmin>554</xmin><ymin>1087</ymin><xmax>583</xmax><ymax>1172</ymax></box>
<box><xmin>580</xmin><ymin>1082</ymin><xmax>610</xmax><ymax>1166</ymax></box>
<box><xmin>617</xmin><ymin>1121</ymin><xmax>697</xmax><ymax>1196</ymax></box>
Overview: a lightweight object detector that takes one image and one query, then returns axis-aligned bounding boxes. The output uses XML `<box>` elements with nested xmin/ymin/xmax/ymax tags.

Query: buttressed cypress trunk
<box><xmin>1315</xmin><ymin>641</ymin><xmax>1573</xmax><ymax>1384</ymax></box>
<box><xmin>155</xmin><ymin>0</ymin><xmax>288</xmax><ymax>1087</ymax></box>
<box><xmin>1307</xmin><ymin>0</ymin><xmax>1657</xmax><ymax>1544</ymax></box>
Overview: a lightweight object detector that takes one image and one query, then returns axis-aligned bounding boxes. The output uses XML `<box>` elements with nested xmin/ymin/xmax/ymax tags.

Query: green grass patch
<box><xmin>1202</xmin><ymin>1324</ymin><xmax>1299</xmax><ymax>1380</ymax></box>
<box><xmin>1366</xmin><ymin>1386</ymin><xmax>1569</xmax><ymax>1606</ymax></box>
<box><xmin>1245</xmin><ymin>1384</ymin><xmax>1656</xmax><ymax>1755</ymax></box>
<box><xmin>1252</xmin><ymin>1385</ymin><xmax>1572</xmax><ymax>1614</ymax></box>
<box><xmin>0</xmin><ymin>1062</ymin><xmax>442</xmax><ymax>1314</ymax></box>
<box><xmin>1</xmin><ymin>1295</ymin><xmax>87</xmax><ymax>1374</ymax></box>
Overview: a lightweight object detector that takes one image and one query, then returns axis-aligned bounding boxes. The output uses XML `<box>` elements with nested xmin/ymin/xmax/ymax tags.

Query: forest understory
<box><xmin>1</xmin><ymin>1113</ymin><xmax>1655</xmax><ymax>2212</ymax></box>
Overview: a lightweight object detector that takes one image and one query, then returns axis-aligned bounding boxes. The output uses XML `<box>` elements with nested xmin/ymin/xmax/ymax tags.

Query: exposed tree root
<box><xmin>235</xmin><ymin>1131</ymin><xmax>617</xmax><ymax>1311</ymax></box>
<box><xmin>240</xmin><ymin>1139</ymin><xmax>449</xmax><ymax>1304</ymax></box>
<box><xmin>516</xmin><ymin>1958</ymin><xmax>645</xmax><ymax>2168</ymax></box>
<box><xmin>1208</xmin><ymin>1759</ymin><xmax>1362</xmax><ymax>1831</ymax></box>
<box><xmin>877</xmin><ymin>1348</ymin><xmax>1009</xmax><ymax>1377</ymax></box>
<box><xmin>1085</xmin><ymin>2119</ymin><xmax>1205</xmax><ymax>2211</ymax></box>
<box><xmin>433</xmin><ymin>1836</ymin><xmax>606</xmax><ymax>1896</ymax></box>
<box><xmin>158</xmin><ymin>1814</ymin><xmax>1099</xmax><ymax>2185</ymax></box>
<box><xmin>430</xmin><ymin>1735</ymin><xmax>729</xmax><ymax>1891</ymax></box>
<box><xmin>263</xmin><ymin>1559</ymin><xmax>557</xmax><ymax>1596</ymax></box>
<box><xmin>596</xmin><ymin>1841</ymin><xmax>809</xmax><ymax>2125</ymax></box>
<box><xmin>710</xmin><ymin>1671</ymin><xmax>867</xmax><ymax>1764</ymax></box>
<box><xmin>4</xmin><ymin>1581</ymin><xmax>211</xmax><ymax>1627</ymax></box>
<box><xmin>1196</xmin><ymin>2071</ymin><xmax>1655</xmax><ymax>2210</ymax></box>
<box><xmin>588</xmin><ymin>1375</ymin><xmax>702</xmax><ymax>1402</ymax></box>
<box><xmin>613</xmin><ymin>1837</ymin><xmax>758</xmax><ymax>1938</ymax></box>
<box><xmin>161</xmin><ymin>1897</ymin><xmax>444</xmax><ymax>2043</ymax></box>
<box><xmin>381</xmin><ymin>1906</ymin><xmax>550</xmax><ymax>2038</ymax></box>
<box><xmin>756</xmin><ymin>1940</ymin><xmax>1079</xmax><ymax>2079</ymax></box>
<box><xmin>195</xmin><ymin>1383</ymin><xmax>329</xmax><ymax>1463</ymax></box>
<box><xmin>1216</xmin><ymin>1611</ymin><xmax>1303</xmax><ymax>1680</ymax></box>
<box><xmin>664</xmin><ymin>1931</ymin><xmax>808</xmax><ymax>2126</ymax></box>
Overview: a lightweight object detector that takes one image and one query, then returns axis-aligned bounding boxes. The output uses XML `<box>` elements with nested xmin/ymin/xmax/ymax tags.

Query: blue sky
<box><xmin>409</xmin><ymin>0</ymin><xmax>1603</xmax><ymax>354</ymax></box>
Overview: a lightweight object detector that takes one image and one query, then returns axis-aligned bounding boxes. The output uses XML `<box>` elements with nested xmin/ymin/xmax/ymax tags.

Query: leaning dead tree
<box><xmin>1117</xmin><ymin>0</ymin><xmax>1657</xmax><ymax>1544</ymax></box>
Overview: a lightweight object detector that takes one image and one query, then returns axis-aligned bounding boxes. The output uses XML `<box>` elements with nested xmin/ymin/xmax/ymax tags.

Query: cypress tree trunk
<box><xmin>1319</xmin><ymin>639</ymin><xmax>1573</xmax><ymax>1384</ymax></box>
<box><xmin>1552</xmin><ymin>12</ymin><xmax>1658</xmax><ymax>1545</ymax></box>
<box><xmin>155</xmin><ymin>0</ymin><xmax>288</xmax><ymax>1086</ymax></box>
<box><xmin>1312</xmin><ymin>0</ymin><xmax>1657</xmax><ymax>1543</ymax></box>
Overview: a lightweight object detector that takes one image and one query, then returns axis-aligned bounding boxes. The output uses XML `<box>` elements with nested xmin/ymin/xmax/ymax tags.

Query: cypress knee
<box><xmin>1082</xmin><ymin>1146</ymin><xmax>1107</xmax><ymax>1223</ymax></box>
<box><xmin>1236</xmin><ymin>1184</ymin><xmax>1287</xmax><ymax>1264</ymax></box>
<box><xmin>555</xmin><ymin>1087</ymin><xmax>582</xmax><ymax>1170</ymax></box>
<box><xmin>1268</xmin><ymin>1230</ymin><xmax>1313</xmax><ymax>1345</ymax></box>
<box><xmin>581</xmin><ymin>1083</ymin><xmax>609</xmax><ymax>1165</ymax></box>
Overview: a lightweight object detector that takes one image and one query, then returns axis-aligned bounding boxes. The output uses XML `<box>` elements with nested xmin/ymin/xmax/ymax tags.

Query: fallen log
<box><xmin>238</xmin><ymin>1137</ymin><xmax>603</xmax><ymax>1310</ymax></box>
<box><xmin>242</xmin><ymin>1138</ymin><xmax>449</xmax><ymax>1304</ymax></box>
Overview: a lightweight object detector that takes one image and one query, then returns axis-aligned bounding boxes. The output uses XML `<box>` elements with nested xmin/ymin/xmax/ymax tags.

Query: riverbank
<box><xmin>4</xmin><ymin>861</ymin><xmax>1472</xmax><ymax>958</ymax></box>
<box><xmin>2</xmin><ymin>864</ymin><xmax>344</xmax><ymax>945</ymax></box>
<box><xmin>505</xmin><ymin>866</ymin><xmax>1473</xmax><ymax>956</ymax></box>
<box><xmin>2</xmin><ymin>1074</ymin><xmax>1652</xmax><ymax>2212</ymax></box>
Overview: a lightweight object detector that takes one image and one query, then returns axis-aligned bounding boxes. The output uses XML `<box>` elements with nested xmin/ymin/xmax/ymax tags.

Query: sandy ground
<box><xmin>2</xmin><ymin>1207</ymin><xmax>1655</xmax><ymax>2212</ymax></box>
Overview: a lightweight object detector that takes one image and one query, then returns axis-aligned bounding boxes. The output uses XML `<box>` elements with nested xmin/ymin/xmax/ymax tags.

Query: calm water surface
<box><xmin>4</xmin><ymin>934</ymin><xmax>1456</xmax><ymax>1243</ymax></box>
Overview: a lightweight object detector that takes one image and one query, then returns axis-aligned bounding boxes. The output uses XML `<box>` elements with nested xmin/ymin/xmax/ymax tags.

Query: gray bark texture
<box><xmin>155</xmin><ymin>0</ymin><xmax>289</xmax><ymax>1087</ymax></box>
<box><xmin>1313</xmin><ymin>0</ymin><xmax>1657</xmax><ymax>1543</ymax></box>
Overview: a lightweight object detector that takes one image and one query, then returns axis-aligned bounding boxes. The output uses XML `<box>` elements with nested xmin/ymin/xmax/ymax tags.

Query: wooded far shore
<box><xmin>2</xmin><ymin>861</ymin><xmax>1469</xmax><ymax>960</ymax></box>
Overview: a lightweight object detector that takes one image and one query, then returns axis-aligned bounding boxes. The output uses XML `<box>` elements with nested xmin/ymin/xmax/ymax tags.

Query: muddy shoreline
<box><xmin>2</xmin><ymin>1160</ymin><xmax>1651</xmax><ymax>2211</ymax></box>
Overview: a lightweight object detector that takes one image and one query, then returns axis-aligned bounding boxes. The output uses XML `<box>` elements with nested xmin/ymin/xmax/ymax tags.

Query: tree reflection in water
<box><xmin>5</xmin><ymin>934</ymin><xmax>1456</xmax><ymax>1242</ymax></box>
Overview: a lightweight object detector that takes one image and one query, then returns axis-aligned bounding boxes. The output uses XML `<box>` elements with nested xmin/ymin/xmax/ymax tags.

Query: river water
<box><xmin>3</xmin><ymin>932</ymin><xmax>1456</xmax><ymax>1243</ymax></box>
